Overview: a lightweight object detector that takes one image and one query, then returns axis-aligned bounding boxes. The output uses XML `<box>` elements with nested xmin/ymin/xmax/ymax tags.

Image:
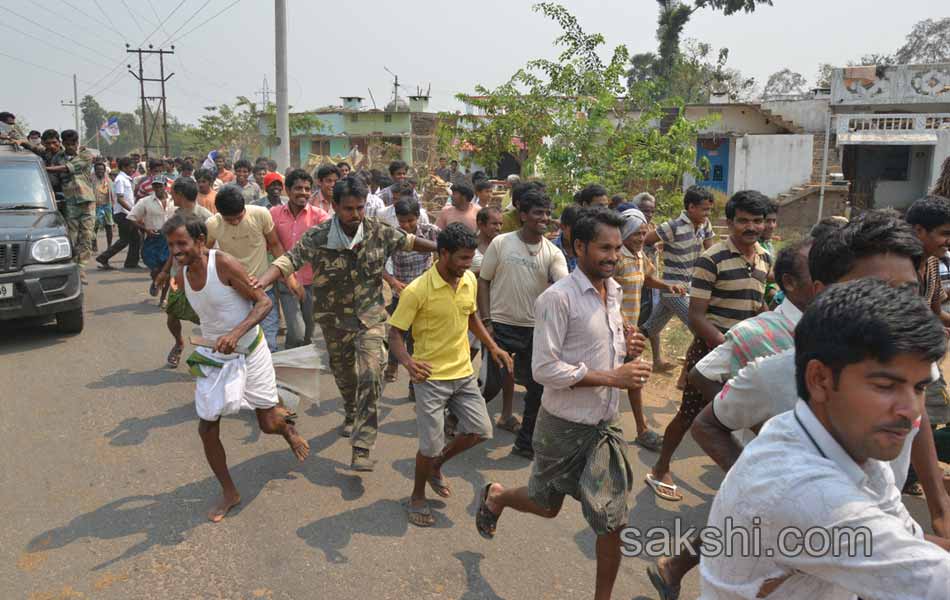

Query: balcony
<box><xmin>831</xmin><ymin>63</ymin><xmax>950</xmax><ymax>107</ymax></box>
<box><xmin>835</xmin><ymin>112</ymin><xmax>950</xmax><ymax>145</ymax></box>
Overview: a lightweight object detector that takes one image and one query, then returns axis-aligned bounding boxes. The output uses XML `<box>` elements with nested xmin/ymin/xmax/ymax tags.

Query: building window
<box><xmin>384</xmin><ymin>114</ymin><xmax>392</xmax><ymax>123</ymax></box>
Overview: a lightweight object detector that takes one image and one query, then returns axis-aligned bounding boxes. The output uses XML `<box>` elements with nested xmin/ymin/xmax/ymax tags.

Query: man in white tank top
<box><xmin>163</xmin><ymin>214</ymin><xmax>310</xmax><ymax>523</ymax></box>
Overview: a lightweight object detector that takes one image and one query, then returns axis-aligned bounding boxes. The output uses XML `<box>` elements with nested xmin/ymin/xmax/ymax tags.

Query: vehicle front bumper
<box><xmin>0</xmin><ymin>261</ymin><xmax>83</xmax><ymax>320</ymax></box>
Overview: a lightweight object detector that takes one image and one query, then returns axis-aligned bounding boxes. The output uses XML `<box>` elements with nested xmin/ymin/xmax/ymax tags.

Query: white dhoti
<box><xmin>192</xmin><ymin>341</ymin><xmax>278</xmax><ymax>421</ymax></box>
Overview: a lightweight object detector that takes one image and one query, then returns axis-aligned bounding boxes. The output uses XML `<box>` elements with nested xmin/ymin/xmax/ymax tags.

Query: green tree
<box><xmin>894</xmin><ymin>18</ymin><xmax>950</xmax><ymax>64</ymax></box>
<box><xmin>79</xmin><ymin>95</ymin><xmax>107</xmax><ymax>141</ymax></box>
<box><xmin>762</xmin><ymin>68</ymin><xmax>807</xmax><ymax>97</ymax></box>
<box><xmin>189</xmin><ymin>96</ymin><xmax>324</xmax><ymax>157</ymax></box>
<box><xmin>442</xmin><ymin>3</ymin><xmax>710</xmax><ymax>211</ymax></box>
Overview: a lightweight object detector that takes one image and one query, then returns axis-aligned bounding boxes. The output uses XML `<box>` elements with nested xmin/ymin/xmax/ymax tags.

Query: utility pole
<box><xmin>384</xmin><ymin>66</ymin><xmax>401</xmax><ymax>108</ymax></box>
<box><xmin>60</xmin><ymin>74</ymin><xmax>80</xmax><ymax>134</ymax></box>
<box><xmin>126</xmin><ymin>44</ymin><xmax>175</xmax><ymax>160</ymax></box>
<box><xmin>274</xmin><ymin>0</ymin><xmax>290</xmax><ymax>171</ymax></box>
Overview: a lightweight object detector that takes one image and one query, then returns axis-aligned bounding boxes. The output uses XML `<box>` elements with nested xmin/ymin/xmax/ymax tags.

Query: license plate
<box><xmin>0</xmin><ymin>283</ymin><xmax>12</xmax><ymax>298</ymax></box>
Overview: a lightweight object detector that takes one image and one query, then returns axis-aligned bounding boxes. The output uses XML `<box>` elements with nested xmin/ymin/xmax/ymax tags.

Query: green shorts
<box><xmin>165</xmin><ymin>288</ymin><xmax>200</xmax><ymax>324</ymax></box>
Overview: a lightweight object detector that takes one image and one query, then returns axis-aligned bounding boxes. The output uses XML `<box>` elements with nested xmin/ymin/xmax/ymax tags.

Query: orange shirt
<box><xmin>197</xmin><ymin>189</ymin><xmax>217</xmax><ymax>214</ymax></box>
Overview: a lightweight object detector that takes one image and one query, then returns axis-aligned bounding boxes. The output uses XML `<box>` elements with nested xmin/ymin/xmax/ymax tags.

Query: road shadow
<box><xmin>92</xmin><ymin>276</ymin><xmax>151</xmax><ymax>285</ymax></box>
<box><xmin>0</xmin><ymin>320</ymin><xmax>69</xmax><ymax>355</ymax></box>
<box><xmin>26</xmin><ymin>427</ymin><xmax>367</xmax><ymax>570</ymax></box>
<box><xmin>87</xmin><ymin>367</ymin><xmax>192</xmax><ymax>390</ymax></box>
<box><xmin>453</xmin><ymin>551</ymin><xmax>504</xmax><ymax>600</ymax></box>
<box><xmin>91</xmin><ymin>301</ymin><xmax>161</xmax><ymax>317</ymax></box>
<box><xmin>296</xmin><ymin>497</ymin><xmax>454</xmax><ymax>564</ymax></box>
<box><xmin>104</xmin><ymin>403</ymin><xmax>196</xmax><ymax>446</ymax></box>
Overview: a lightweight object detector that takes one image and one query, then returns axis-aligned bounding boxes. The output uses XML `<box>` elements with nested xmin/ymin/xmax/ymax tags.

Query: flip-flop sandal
<box><xmin>407</xmin><ymin>502</ymin><xmax>435</xmax><ymax>527</ymax></box>
<box><xmin>428</xmin><ymin>474</ymin><xmax>452</xmax><ymax>498</ymax></box>
<box><xmin>476</xmin><ymin>483</ymin><xmax>499</xmax><ymax>539</ymax></box>
<box><xmin>647</xmin><ymin>565</ymin><xmax>681</xmax><ymax>600</ymax></box>
<box><xmin>385</xmin><ymin>368</ymin><xmax>398</xmax><ymax>383</ymax></box>
<box><xmin>166</xmin><ymin>345</ymin><xmax>183</xmax><ymax>368</ymax></box>
<box><xmin>903</xmin><ymin>481</ymin><xmax>924</xmax><ymax>496</ymax></box>
<box><xmin>635</xmin><ymin>430</ymin><xmax>664</xmax><ymax>452</ymax></box>
<box><xmin>495</xmin><ymin>415</ymin><xmax>522</xmax><ymax>434</ymax></box>
<box><xmin>645</xmin><ymin>473</ymin><xmax>683</xmax><ymax>502</ymax></box>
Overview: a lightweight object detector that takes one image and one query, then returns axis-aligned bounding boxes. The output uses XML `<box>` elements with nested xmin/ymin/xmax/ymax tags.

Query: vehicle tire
<box><xmin>56</xmin><ymin>308</ymin><xmax>84</xmax><ymax>334</ymax></box>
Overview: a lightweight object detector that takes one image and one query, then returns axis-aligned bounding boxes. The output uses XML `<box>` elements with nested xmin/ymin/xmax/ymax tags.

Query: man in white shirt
<box><xmin>477</xmin><ymin>188</ymin><xmax>569</xmax><ymax>459</ymax></box>
<box><xmin>700</xmin><ymin>279</ymin><xmax>950</xmax><ymax>600</ymax></box>
<box><xmin>129</xmin><ymin>175</ymin><xmax>175</xmax><ymax>297</ymax></box>
<box><xmin>96</xmin><ymin>157</ymin><xmax>141</xmax><ymax>269</ymax></box>
<box><xmin>475</xmin><ymin>208</ymin><xmax>651</xmax><ymax>600</ymax></box>
<box><xmin>650</xmin><ymin>211</ymin><xmax>950</xmax><ymax>600</ymax></box>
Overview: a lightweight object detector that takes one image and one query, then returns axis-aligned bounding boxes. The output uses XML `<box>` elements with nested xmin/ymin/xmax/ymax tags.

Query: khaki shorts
<box><xmin>414</xmin><ymin>375</ymin><xmax>493</xmax><ymax>457</ymax></box>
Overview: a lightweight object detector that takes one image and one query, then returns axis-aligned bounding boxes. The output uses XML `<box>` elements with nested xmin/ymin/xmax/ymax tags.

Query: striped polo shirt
<box><xmin>656</xmin><ymin>211</ymin><xmax>715</xmax><ymax>286</ymax></box>
<box><xmin>690</xmin><ymin>237</ymin><xmax>771</xmax><ymax>333</ymax></box>
<box><xmin>614</xmin><ymin>246</ymin><xmax>653</xmax><ymax>324</ymax></box>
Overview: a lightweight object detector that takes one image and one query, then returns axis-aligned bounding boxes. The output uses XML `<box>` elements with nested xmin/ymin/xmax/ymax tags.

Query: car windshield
<box><xmin>0</xmin><ymin>163</ymin><xmax>51</xmax><ymax>209</ymax></box>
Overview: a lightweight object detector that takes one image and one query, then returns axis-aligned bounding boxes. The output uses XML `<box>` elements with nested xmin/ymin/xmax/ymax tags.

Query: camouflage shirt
<box><xmin>272</xmin><ymin>217</ymin><xmax>416</xmax><ymax>330</ymax></box>
<box><xmin>60</xmin><ymin>147</ymin><xmax>96</xmax><ymax>203</ymax></box>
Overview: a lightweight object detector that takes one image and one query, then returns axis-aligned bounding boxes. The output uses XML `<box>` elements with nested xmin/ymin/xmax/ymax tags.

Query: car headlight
<box><xmin>31</xmin><ymin>237</ymin><xmax>72</xmax><ymax>263</ymax></box>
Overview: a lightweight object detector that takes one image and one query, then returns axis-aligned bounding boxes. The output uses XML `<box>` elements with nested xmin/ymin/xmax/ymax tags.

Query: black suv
<box><xmin>0</xmin><ymin>144</ymin><xmax>83</xmax><ymax>333</ymax></box>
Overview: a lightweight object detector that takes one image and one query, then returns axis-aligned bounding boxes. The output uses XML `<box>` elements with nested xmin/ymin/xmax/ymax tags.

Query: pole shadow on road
<box><xmin>453</xmin><ymin>551</ymin><xmax>504</xmax><ymax>600</ymax></box>
<box><xmin>91</xmin><ymin>301</ymin><xmax>164</xmax><ymax>317</ymax></box>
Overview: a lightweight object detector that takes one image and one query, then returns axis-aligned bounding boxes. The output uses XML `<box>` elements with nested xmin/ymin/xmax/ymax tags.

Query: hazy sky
<box><xmin>1</xmin><ymin>0</ymin><xmax>945</xmax><ymax>134</ymax></box>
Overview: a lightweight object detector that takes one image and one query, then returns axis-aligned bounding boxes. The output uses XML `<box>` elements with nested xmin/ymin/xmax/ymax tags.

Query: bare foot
<box><xmin>653</xmin><ymin>361</ymin><xmax>675</xmax><ymax>373</ymax></box>
<box><xmin>485</xmin><ymin>482</ymin><xmax>504</xmax><ymax>515</ymax></box>
<box><xmin>284</xmin><ymin>428</ymin><xmax>310</xmax><ymax>461</ymax></box>
<box><xmin>656</xmin><ymin>556</ymin><xmax>679</xmax><ymax>588</ymax></box>
<box><xmin>208</xmin><ymin>492</ymin><xmax>241</xmax><ymax>522</ymax></box>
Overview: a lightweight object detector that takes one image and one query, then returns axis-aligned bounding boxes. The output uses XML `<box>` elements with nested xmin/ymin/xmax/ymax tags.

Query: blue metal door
<box><xmin>696</xmin><ymin>138</ymin><xmax>729</xmax><ymax>193</ymax></box>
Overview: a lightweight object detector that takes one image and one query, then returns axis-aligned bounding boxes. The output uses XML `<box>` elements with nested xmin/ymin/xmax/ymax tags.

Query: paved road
<box><xmin>1</xmin><ymin>240</ymin><xmax>934</xmax><ymax>599</ymax></box>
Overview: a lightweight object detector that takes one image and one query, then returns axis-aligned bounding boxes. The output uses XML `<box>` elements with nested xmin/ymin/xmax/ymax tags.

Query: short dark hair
<box><xmin>795</xmin><ymin>278</ymin><xmax>945</xmax><ymax>402</ymax></box>
<box><xmin>253</xmin><ymin>164</ymin><xmax>266</xmax><ymax>174</ymax></box>
<box><xmin>214</xmin><ymin>184</ymin><xmax>246</xmax><ymax>216</ymax></box>
<box><xmin>162</xmin><ymin>213</ymin><xmax>207</xmax><ymax>240</ymax></box>
<box><xmin>285</xmin><ymin>169</ymin><xmax>312</xmax><ymax>190</ymax></box>
<box><xmin>60</xmin><ymin>129</ymin><xmax>79</xmax><ymax>143</ymax></box>
<box><xmin>475</xmin><ymin>180</ymin><xmax>492</xmax><ymax>193</ymax></box>
<box><xmin>683</xmin><ymin>185</ymin><xmax>714</xmax><ymax>209</ymax></box>
<box><xmin>559</xmin><ymin>204</ymin><xmax>583</xmax><ymax>228</ymax></box>
<box><xmin>390</xmin><ymin>181</ymin><xmax>414</xmax><ymax>200</ymax></box>
<box><xmin>571</xmin><ymin>206</ymin><xmax>624</xmax><ymax>246</ymax></box>
<box><xmin>194</xmin><ymin>168</ymin><xmax>214</xmax><ymax>184</ymax></box>
<box><xmin>611</xmin><ymin>194</ymin><xmax>626</xmax><ymax>205</ymax></box>
<box><xmin>181</xmin><ymin>161</ymin><xmax>194</xmax><ymax>173</ymax></box>
<box><xmin>266</xmin><ymin>159</ymin><xmax>278</xmax><ymax>171</ymax></box>
<box><xmin>316</xmin><ymin>164</ymin><xmax>341</xmax><ymax>181</ymax></box>
<box><xmin>512</xmin><ymin>181</ymin><xmax>544</xmax><ymax>208</ymax></box>
<box><xmin>394</xmin><ymin>198</ymin><xmax>420</xmax><ymax>217</ymax></box>
<box><xmin>28</xmin><ymin>130</ymin><xmax>41</xmax><ymax>138</ymax></box>
<box><xmin>233</xmin><ymin>159</ymin><xmax>252</xmax><ymax>171</ymax></box>
<box><xmin>476</xmin><ymin>206</ymin><xmax>501</xmax><ymax>225</ymax></box>
<box><xmin>905</xmin><ymin>195</ymin><xmax>950</xmax><ymax>232</ymax></box>
<box><xmin>766</xmin><ymin>200</ymin><xmax>780</xmax><ymax>216</ymax></box>
<box><xmin>725</xmin><ymin>190</ymin><xmax>772</xmax><ymax>220</ymax></box>
<box><xmin>172</xmin><ymin>176</ymin><xmax>198</xmax><ymax>202</ymax></box>
<box><xmin>437</xmin><ymin>222</ymin><xmax>478</xmax><ymax>253</ymax></box>
<box><xmin>808</xmin><ymin>209</ymin><xmax>923</xmax><ymax>285</ymax></box>
<box><xmin>336</xmin><ymin>161</ymin><xmax>350</xmax><ymax>170</ymax></box>
<box><xmin>809</xmin><ymin>216</ymin><xmax>848</xmax><ymax>241</ymax></box>
<box><xmin>148</xmin><ymin>159</ymin><xmax>163</xmax><ymax>171</ymax></box>
<box><xmin>41</xmin><ymin>129</ymin><xmax>60</xmax><ymax>141</ymax></box>
<box><xmin>452</xmin><ymin>183</ymin><xmax>475</xmax><ymax>201</ymax></box>
<box><xmin>117</xmin><ymin>157</ymin><xmax>134</xmax><ymax>170</ymax></box>
<box><xmin>332</xmin><ymin>175</ymin><xmax>368</xmax><ymax>203</ymax></box>
<box><xmin>578</xmin><ymin>184</ymin><xmax>608</xmax><ymax>205</ymax></box>
<box><xmin>773</xmin><ymin>239</ymin><xmax>811</xmax><ymax>294</ymax></box>
<box><xmin>388</xmin><ymin>160</ymin><xmax>408</xmax><ymax>175</ymax></box>
<box><xmin>518</xmin><ymin>188</ymin><xmax>552</xmax><ymax>215</ymax></box>
<box><xmin>0</xmin><ymin>112</ymin><xmax>15</xmax><ymax>121</ymax></box>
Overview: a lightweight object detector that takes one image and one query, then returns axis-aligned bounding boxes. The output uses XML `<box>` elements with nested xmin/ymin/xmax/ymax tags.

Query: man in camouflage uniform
<box><xmin>55</xmin><ymin>130</ymin><xmax>97</xmax><ymax>282</ymax></box>
<box><xmin>260</xmin><ymin>175</ymin><xmax>437</xmax><ymax>471</ymax></box>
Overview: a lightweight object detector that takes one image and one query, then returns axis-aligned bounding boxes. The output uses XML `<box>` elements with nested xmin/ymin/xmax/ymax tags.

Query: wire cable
<box><xmin>0</xmin><ymin>5</ymin><xmax>114</xmax><ymax>59</ymax></box>
<box><xmin>0</xmin><ymin>22</ymin><xmax>114</xmax><ymax>71</ymax></box>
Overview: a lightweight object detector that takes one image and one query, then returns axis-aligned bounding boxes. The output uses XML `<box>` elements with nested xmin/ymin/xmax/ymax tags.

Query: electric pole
<box><xmin>274</xmin><ymin>0</ymin><xmax>290</xmax><ymax>171</ymax></box>
<box><xmin>127</xmin><ymin>44</ymin><xmax>175</xmax><ymax>160</ymax></box>
<box><xmin>60</xmin><ymin>74</ymin><xmax>80</xmax><ymax>134</ymax></box>
<box><xmin>384</xmin><ymin>66</ymin><xmax>401</xmax><ymax>108</ymax></box>
<box><xmin>256</xmin><ymin>78</ymin><xmax>273</xmax><ymax>108</ymax></box>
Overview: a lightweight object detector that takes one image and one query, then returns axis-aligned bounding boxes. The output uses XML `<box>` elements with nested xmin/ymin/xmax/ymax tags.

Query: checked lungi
<box><xmin>528</xmin><ymin>407</ymin><xmax>634</xmax><ymax>535</ymax></box>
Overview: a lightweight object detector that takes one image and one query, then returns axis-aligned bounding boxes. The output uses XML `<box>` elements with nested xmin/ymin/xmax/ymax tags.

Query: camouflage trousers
<box><xmin>65</xmin><ymin>200</ymin><xmax>95</xmax><ymax>267</ymax></box>
<box><xmin>320</xmin><ymin>322</ymin><xmax>387</xmax><ymax>450</ymax></box>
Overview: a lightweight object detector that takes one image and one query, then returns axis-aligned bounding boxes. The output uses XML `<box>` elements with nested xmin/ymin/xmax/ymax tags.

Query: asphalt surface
<box><xmin>1</xmin><ymin>236</ymin><xmax>935</xmax><ymax>599</ymax></box>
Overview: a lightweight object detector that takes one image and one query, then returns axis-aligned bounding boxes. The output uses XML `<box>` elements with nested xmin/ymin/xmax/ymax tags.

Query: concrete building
<box><xmin>281</xmin><ymin>95</ymin><xmax>440</xmax><ymax>170</ymax></box>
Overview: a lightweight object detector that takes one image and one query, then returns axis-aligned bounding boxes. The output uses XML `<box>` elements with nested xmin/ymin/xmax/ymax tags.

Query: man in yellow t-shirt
<box><xmin>205</xmin><ymin>184</ymin><xmax>298</xmax><ymax>352</ymax></box>
<box><xmin>388</xmin><ymin>223</ymin><xmax>513</xmax><ymax>528</ymax></box>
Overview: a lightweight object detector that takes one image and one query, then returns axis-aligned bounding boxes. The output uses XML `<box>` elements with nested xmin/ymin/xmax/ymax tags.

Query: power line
<box><xmin>0</xmin><ymin>50</ymin><xmax>89</xmax><ymax>82</ymax></box>
<box><xmin>92</xmin><ymin>0</ymin><xmax>120</xmax><ymax>32</ymax></box>
<box><xmin>0</xmin><ymin>22</ymin><xmax>114</xmax><ymax>70</ymax></box>
<box><xmin>119</xmin><ymin>0</ymin><xmax>148</xmax><ymax>35</ymax></box>
<box><xmin>165</xmin><ymin>0</ymin><xmax>243</xmax><ymax>46</ymax></box>
<box><xmin>0</xmin><ymin>5</ymin><xmax>115</xmax><ymax>59</ymax></box>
